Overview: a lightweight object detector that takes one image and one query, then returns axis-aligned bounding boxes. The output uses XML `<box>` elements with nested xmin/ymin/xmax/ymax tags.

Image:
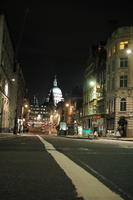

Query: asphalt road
<box><xmin>0</xmin><ymin>134</ymin><xmax>133</xmax><ymax>200</ymax></box>
<box><xmin>43</xmin><ymin>135</ymin><xmax>133</xmax><ymax>200</ymax></box>
<box><xmin>0</xmin><ymin>135</ymin><xmax>83</xmax><ymax>200</ymax></box>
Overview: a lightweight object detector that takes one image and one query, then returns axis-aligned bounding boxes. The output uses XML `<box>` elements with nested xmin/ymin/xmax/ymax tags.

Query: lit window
<box><xmin>4</xmin><ymin>82</ymin><xmax>8</xmax><ymax>96</ymax></box>
<box><xmin>120</xmin><ymin>98</ymin><xmax>126</xmax><ymax>111</ymax></box>
<box><xmin>120</xmin><ymin>75</ymin><xmax>127</xmax><ymax>88</ymax></box>
<box><xmin>108</xmin><ymin>50</ymin><xmax>111</xmax><ymax>57</ymax></box>
<box><xmin>119</xmin><ymin>41</ymin><xmax>128</xmax><ymax>50</ymax></box>
<box><xmin>120</xmin><ymin>57</ymin><xmax>128</xmax><ymax>67</ymax></box>
<box><xmin>112</xmin><ymin>46</ymin><xmax>115</xmax><ymax>54</ymax></box>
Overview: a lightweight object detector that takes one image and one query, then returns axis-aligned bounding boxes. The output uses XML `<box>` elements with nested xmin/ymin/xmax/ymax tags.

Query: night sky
<box><xmin>1</xmin><ymin>1</ymin><xmax>133</xmax><ymax>103</ymax></box>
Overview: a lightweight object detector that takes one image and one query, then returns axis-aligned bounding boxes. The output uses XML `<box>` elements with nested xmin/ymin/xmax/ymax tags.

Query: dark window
<box><xmin>125</xmin><ymin>43</ymin><xmax>128</xmax><ymax>49</ymax></box>
<box><xmin>112</xmin><ymin>77</ymin><xmax>115</xmax><ymax>90</ymax></box>
<box><xmin>120</xmin><ymin>98</ymin><xmax>126</xmax><ymax>111</ymax></box>
<box><xmin>120</xmin><ymin>58</ymin><xmax>128</xmax><ymax>68</ymax></box>
<box><xmin>107</xmin><ymin>80</ymin><xmax>110</xmax><ymax>91</ymax></box>
<box><xmin>112</xmin><ymin>60</ymin><xmax>115</xmax><ymax>72</ymax></box>
<box><xmin>120</xmin><ymin>75</ymin><xmax>127</xmax><ymax>88</ymax></box>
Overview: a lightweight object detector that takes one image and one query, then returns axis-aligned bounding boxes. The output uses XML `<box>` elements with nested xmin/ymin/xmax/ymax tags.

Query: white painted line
<box><xmin>37</xmin><ymin>135</ymin><xmax>124</xmax><ymax>200</ymax></box>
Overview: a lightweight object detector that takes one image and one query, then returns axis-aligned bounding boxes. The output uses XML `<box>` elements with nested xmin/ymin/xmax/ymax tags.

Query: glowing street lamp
<box><xmin>89</xmin><ymin>81</ymin><xmax>96</xmax><ymax>87</ymax></box>
<box><xmin>126</xmin><ymin>49</ymin><xmax>132</xmax><ymax>54</ymax></box>
<box><xmin>24</xmin><ymin>104</ymin><xmax>28</xmax><ymax>108</ymax></box>
<box><xmin>11</xmin><ymin>78</ymin><xmax>15</xmax><ymax>82</ymax></box>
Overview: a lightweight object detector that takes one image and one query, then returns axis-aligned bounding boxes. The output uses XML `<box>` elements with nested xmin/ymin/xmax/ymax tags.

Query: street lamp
<box><xmin>126</xmin><ymin>49</ymin><xmax>132</xmax><ymax>54</ymax></box>
<box><xmin>65</xmin><ymin>103</ymin><xmax>69</xmax><ymax>107</ymax></box>
<box><xmin>24</xmin><ymin>104</ymin><xmax>28</xmax><ymax>108</ymax></box>
<box><xmin>89</xmin><ymin>81</ymin><xmax>96</xmax><ymax>87</ymax></box>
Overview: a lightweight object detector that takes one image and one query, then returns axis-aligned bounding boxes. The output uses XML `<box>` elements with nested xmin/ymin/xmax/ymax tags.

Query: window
<box><xmin>120</xmin><ymin>75</ymin><xmax>127</xmax><ymax>88</ymax></box>
<box><xmin>4</xmin><ymin>81</ymin><xmax>8</xmax><ymax>96</ymax></box>
<box><xmin>112</xmin><ymin>77</ymin><xmax>115</xmax><ymax>90</ymax></box>
<box><xmin>112</xmin><ymin>60</ymin><xmax>115</xmax><ymax>72</ymax></box>
<box><xmin>119</xmin><ymin>41</ymin><xmax>128</xmax><ymax>50</ymax></box>
<box><xmin>120</xmin><ymin>98</ymin><xmax>126</xmax><ymax>111</ymax></box>
<box><xmin>108</xmin><ymin>50</ymin><xmax>111</xmax><ymax>57</ymax></box>
<box><xmin>120</xmin><ymin>57</ymin><xmax>128</xmax><ymax>67</ymax></box>
<box><xmin>107</xmin><ymin>64</ymin><xmax>110</xmax><ymax>74</ymax></box>
<box><xmin>107</xmin><ymin>80</ymin><xmax>110</xmax><ymax>91</ymax></box>
<box><xmin>112</xmin><ymin>46</ymin><xmax>116</xmax><ymax>54</ymax></box>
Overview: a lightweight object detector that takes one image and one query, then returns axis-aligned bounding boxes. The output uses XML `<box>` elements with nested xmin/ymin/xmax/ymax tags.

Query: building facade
<box><xmin>29</xmin><ymin>96</ymin><xmax>50</xmax><ymax>129</ymax></box>
<box><xmin>0</xmin><ymin>14</ymin><xmax>27</xmax><ymax>133</ymax></box>
<box><xmin>82</xmin><ymin>43</ymin><xmax>107</xmax><ymax>135</ymax></box>
<box><xmin>106</xmin><ymin>26</ymin><xmax>133</xmax><ymax>137</ymax></box>
<box><xmin>0</xmin><ymin>14</ymin><xmax>16</xmax><ymax>132</ymax></box>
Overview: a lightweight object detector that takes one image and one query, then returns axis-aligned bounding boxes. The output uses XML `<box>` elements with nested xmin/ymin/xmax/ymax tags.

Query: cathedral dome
<box><xmin>52</xmin><ymin>87</ymin><xmax>62</xmax><ymax>95</ymax></box>
<box><xmin>49</xmin><ymin>75</ymin><xmax>64</xmax><ymax>106</ymax></box>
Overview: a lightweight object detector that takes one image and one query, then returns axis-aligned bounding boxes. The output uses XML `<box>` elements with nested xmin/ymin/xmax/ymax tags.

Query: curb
<box><xmin>65</xmin><ymin>135</ymin><xmax>133</xmax><ymax>142</ymax></box>
<box><xmin>0</xmin><ymin>133</ymin><xmax>19</xmax><ymax>138</ymax></box>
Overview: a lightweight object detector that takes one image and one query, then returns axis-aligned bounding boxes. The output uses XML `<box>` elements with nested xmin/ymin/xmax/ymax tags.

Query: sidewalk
<box><xmin>65</xmin><ymin>134</ymin><xmax>133</xmax><ymax>141</ymax></box>
<box><xmin>1</xmin><ymin>132</ymin><xmax>133</xmax><ymax>142</ymax></box>
<box><xmin>0</xmin><ymin>132</ymin><xmax>18</xmax><ymax>138</ymax></box>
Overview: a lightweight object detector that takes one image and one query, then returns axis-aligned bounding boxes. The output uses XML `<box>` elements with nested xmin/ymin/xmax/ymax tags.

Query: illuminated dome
<box><xmin>52</xmin><ymin>87</ymin><xmax>62</xmax><ymax>94</ymax></box>
<box><xmin>50</xmin><ymin>75</ymin><xmax>64</xmax><ymax>106</ymax></box>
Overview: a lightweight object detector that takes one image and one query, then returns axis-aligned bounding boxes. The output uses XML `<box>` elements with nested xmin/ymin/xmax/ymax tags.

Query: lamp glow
<box><xmin>89</xmin><ymin>81</ymin><xmax>96</xmax><ymax>87</ymax></box>
<box><xmin>126</xmin><ymin>49</ymin><xmax>132</xmax><ymax>54</ymax></box>
<box><xmin>24</xmin><ymin>104</ymin><xmax>28</xmax><ymax>108</ymax></box>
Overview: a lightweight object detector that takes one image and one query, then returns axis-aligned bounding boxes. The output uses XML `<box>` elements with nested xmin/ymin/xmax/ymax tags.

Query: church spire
<box><xmin>53</xmin><ymin>74</ymin><xmax>57</xmax><ymax>87</ymax></box>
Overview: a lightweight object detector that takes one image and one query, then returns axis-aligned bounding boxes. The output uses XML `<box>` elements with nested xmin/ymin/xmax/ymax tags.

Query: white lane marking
<box><xmin>37</xmin><ymin>135</ymin><xmax>124</xmax><ymax>200</ymax></box>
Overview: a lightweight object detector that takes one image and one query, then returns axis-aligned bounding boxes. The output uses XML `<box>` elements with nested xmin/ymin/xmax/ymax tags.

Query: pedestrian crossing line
<box><xmin>37</xmin><ymin>135</ymin><xmax>124</xmax><ymax>200</ymax></box>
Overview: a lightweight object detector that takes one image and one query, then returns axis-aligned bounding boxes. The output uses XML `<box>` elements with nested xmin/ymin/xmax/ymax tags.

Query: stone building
<box><xmin>106</xmin><ymin>26</ymin><xmax>133</xmax><ymax>137</ymax></box>
<box><xmin>82</xmin><ymin>43</ymin><xmax>107</xmax><ymax>134</ymax></box>
<box><xmin>14</xmin><ymin>63</ymin><xmax>26</xmax><ymax>133</ymax></box>
<box><xmin>64</xmin><ymin>86</ymin><xmax>83</xmax><ymax>125</ymax></box>
<box><xmin>0</xmin><ymin>14</ymin><xmax>26</xmax><ymax>133</ymax></box>
<box><xmin>29</xmin><ymin>96</ymin><xmax>50</xmax><ymax>128</ymax></box>
<box><xmin>0</xmin><ymin>14</ymin><xmax>16</xmax><ymax>132</ymax></box>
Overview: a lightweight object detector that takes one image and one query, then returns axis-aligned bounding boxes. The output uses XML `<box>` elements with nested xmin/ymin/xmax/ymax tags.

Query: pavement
<box><xmin>0</xmin><ymin>132</ymin><xmax>18</xmax><ymax>138</ymax></box>
<box><xmin>65</xmin><ymin>134</ymin><xmax>133</xmax><ymax>141</ymax></box>
<box><xmin>0</xmin><ymin>132</ymin><xmax>133</xmax><ymax>142</ymax></box>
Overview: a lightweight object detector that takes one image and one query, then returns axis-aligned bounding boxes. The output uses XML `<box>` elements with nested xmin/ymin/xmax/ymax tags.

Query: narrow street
<box><xmin>0</xmin><ymin>134</ymin><xmax>133</xmax><ymax>200</ymax></box>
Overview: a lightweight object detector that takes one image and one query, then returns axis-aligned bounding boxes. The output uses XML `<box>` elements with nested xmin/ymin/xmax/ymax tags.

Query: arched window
<box><xmin>120</xmin><ymin>98</ymin><xmax>126</xmax><ymax>111</ymax></box>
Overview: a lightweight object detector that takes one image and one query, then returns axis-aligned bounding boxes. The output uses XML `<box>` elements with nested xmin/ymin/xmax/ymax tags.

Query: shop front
<box><xmin>81</xmin><ymin>115</ymin><xmax>106</xmax><ymax>136</ymax></box>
